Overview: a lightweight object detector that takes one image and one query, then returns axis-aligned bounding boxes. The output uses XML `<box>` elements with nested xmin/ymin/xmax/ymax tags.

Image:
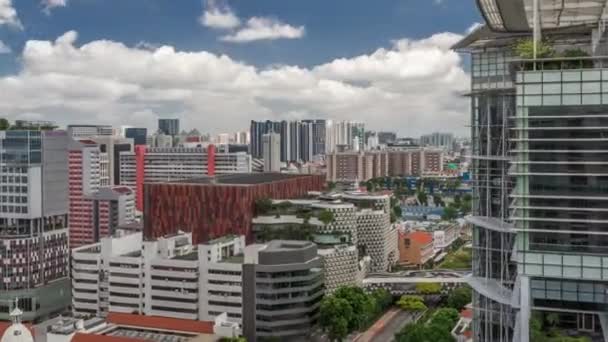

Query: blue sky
<box><xmin>0</xmin><ymin>0</ymin><xmax>481</xmax><ymax>135</ymax></box>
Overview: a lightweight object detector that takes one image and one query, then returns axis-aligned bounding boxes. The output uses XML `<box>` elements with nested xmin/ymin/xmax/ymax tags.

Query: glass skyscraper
<box><xmin>457</xmin><ymin>1</ymin><xmax>608</xmax><ymax>341</ymax></box>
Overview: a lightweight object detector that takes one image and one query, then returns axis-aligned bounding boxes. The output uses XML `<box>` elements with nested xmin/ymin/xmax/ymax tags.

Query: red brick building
<box><xmin>144</xmin><ymin>173</ymin><xmax>325</xmax><ymax>243</ymax></box>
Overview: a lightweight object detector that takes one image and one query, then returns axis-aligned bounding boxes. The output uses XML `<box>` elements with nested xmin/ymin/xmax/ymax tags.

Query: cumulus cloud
<box><xmin>221</xmin><ymin>17</ymin><xmax>305</xmax><ymax>43</ymax></box>
<box><xmin>199</xmin><ymin>0</ymin><xmax>240</xmax><ymax>29</ymax></box>
<box><xmin>0</xmin><ymin>40</ymin><xmax>10</xmax><ymax>54</ymax></box>
<box><xmin>42</xmin><ymin>0</ymin><xmax>67</xmax><ymax>14</ymax></box>
<box><xmin>0</xmin><ymin>0</ymin><xmax>22</xmax><ymax>29</ymax></box>
<box><xmin>0</xmin><ymin>30</ymin><xmax>470</xmax><ymax>136</ymax></box>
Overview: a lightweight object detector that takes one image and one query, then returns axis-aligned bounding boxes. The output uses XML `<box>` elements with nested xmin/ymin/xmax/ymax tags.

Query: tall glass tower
<box><xmin>456</xmin><ymin>1</ymin><xmax>608</xmax><ymax>341</ymax></box>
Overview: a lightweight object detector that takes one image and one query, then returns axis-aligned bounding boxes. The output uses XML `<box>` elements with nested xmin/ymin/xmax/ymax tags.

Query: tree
<box><xmin>442</xmin><ymin>205</ymin><xmax>458</xmax><ymax>221</ymax></box>
<box><xmin>417</xmin><ymin>191</ymin><xmax>428</xmax><ymax>206</ymax></box>
<box><xmin>395</xmin><ymin>322</ymin><xmax>455</xmax><ymax>342</ymax></box>
<box><xmin>318</xmin><ymin>210</ymin><xmax>335</xmax><ymax>225</ymax></box>
<box><xmin>327</xmin><ymin>181</ymin><xmax>337</xmax><ymax>191</ymax></box>
<box><xmin>446</xmin><ymin>286</ymin><xmax>472</xmax><ymax>311</ymax></box>
<box><xmin>366</xmin><ymin>181</ymin><xmax>375</xmax><ymax>192</ymax></box>
<box><xmin>393</xmin><ymin>205</ymin><xmax>402</xmax><ymax>220</ymax></box>
<box><xmin>397</xmin><ymin>295</ymin><xmax>426</xmax><ymax>312</ymax></box>
<box><xmin>0</xmin><ymin>118</ymin><xmax>9</xmax><ymax>131</ymax></box>
<box><xmin>433</xmin><ymin>194</ymin><xmax>445</xmax><ymax>207</ymax></box>
<box><xmin>371</xmin><ymin>288</ymin><xmax>393</xmax><ymax>311</ymax></box>
<box><xmin>319</xmin><ymin>296</ymin><xmax>353</xmax><ymax>342</ymax></box>
<box><xmin>431</xmin><ymin>308</ymin><xmax>459</xmax><ymax>331</ymax></box>
<box><xmin>514</xmin><ymin>38</ymin><xmax>555</xmax><ymax>59</ymax></box>
<box><xmin>416</xmin><ymin>282</ymin><xmax>442</xmax><ymax>295</ymax></box>
<box><xmin>334</xmin><ymin>287</ymin><xmax>376</xmax><ymax>330</ymax></box>
<box><xmin>255</xmin><ymin>198</ymin><xmax>273</xmax><ymax>216</ymax></box>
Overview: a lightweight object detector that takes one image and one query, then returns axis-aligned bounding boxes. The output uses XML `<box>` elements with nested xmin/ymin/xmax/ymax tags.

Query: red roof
<box><xmin>407</xmin><ymin>231</ymin><xmax>433</xmax><ymax>245</ymax></box>
<box><xmin>71</xmin><ymin>333</ymin><xmax>150</xmax><ymax>342</ymax></box>
<box><xmin>106</xmin><ymin>313</ymin><xmax>214</xmax><ymax>334</ymax></box>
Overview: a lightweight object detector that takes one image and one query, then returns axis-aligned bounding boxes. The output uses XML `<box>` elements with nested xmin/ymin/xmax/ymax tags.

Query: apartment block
<box><xmin>119</xmin><ymin>145</ymin><xmax>251</xmax><ymax>210</ymax></box>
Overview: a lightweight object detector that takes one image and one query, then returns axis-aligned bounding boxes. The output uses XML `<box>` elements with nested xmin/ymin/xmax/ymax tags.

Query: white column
<box><xmin>519</xmin><ymin>275</ymin><xmax>530</xmax><ymax>342</ymax></box>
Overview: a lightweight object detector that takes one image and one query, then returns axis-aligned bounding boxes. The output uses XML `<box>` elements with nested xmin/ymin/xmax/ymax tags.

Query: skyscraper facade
<box><xmin>158</xmin><ymin>118</ymin><xmax>180</xmax><ymax>136</ymax></box>
<box><xmin>420</xmin><ymin>132</ymin><xmax>454</xmax><ymax>150</ymax></box>
<box><xmin>0</xmin><ymin>128</ymin><xmax>71</xmax><ymax>322</ymax></box>
<box><xmin>457</xmin><ymin>1</ymin><xmax>608</xmax><ymax>341</ymax></box>
<box><xmin>250</xmin><ymin>120</ymin><xmax>325</xmax><ymax>162</ymax></box>
<box><xmin>325</xmin><ymin>120</ymin><xmax>365</xmax><ymax>153</ymax></box>
<box><xmin>125</xmin><ymin>127</ymin><xmax>148</xmax><ymax>146</ymax></box>
<box><xmin>262</xmin><ymin>133</ymin><xmax>281</xmax><ymax>172</ymax></box>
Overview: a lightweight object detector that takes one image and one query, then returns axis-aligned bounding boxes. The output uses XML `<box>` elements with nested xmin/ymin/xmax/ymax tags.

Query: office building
<box><xmin>67</xmin><ymin>125</ymin><xmax>113</xmax><ymax>138</ymax></box>
<box><xmin>72</xmin><ymin>232</ymin><xmax>322</xmax><ymax>341</ymax></box>
<box><xmin>124</xmin><ymin>127</ymin><xmax>148</xmax><ymax>146</ymax></box>
<box><xmin>158</xmin><ymin>118</ymin><xmax>179</xmax><ymax>136</ymax></box>
<box><xmin>377</xmin><ymin>131</ymin><xmax>397</xmax><ymax>145</ymax></box>
<box><xmin>262</xmin><ymin>132</ymin><xmax>280</xmax><ymax>172</ymax></box>
<box><xmin>325</xmin><ymin>120</ymin><xmax>365</xmax><ymax>153</ymax></box>
<box><xmin>149</xmin><ymin>130</ymin><xmax>174</xmax><ymax>148</ymax></box>
<box><xmin>119</xmin><ymin>145</ymin><xmax>252</xmax><ymax>210</ymax></box>
<box><xmin>420</xmin><ymin>132</ymin><xmax>454</xmax><ymax>150</ymax></box>
<box><xmin>242</xmin><ymin>240</ymin><xmax>323</xmax><ymax>342</ymax></box>
<box><xmin>144</xmin><ymin>173</ymin><xmax>326</xmax><ymax>244</ymax></box>
<box><xmin>456</xmin><ymin>1</ymin><xmax>608</xmax><ymax>340</ymax></box>
<box><xmin>0</xmin><ymin>128</ymin><xmax>71</xmax><ymax>322</ymax></box>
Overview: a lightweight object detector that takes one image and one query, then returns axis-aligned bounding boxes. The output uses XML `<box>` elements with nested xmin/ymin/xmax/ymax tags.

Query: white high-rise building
<box><xmin>325</xmin><ymin>120</ymin><xmax>365</xmax><ymax>153</ymax></box>
<box><xmin>262</xmin><ymin>133</ymin><xmax>281</xmax><ymax>172</ymax></box>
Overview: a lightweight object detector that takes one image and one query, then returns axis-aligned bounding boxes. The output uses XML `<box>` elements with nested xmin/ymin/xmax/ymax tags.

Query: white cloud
<box><xmin>0</xmin><ymin>40</ymin><xmax>10</xmax><ymax>54</ymax></box>
<box><xmin>199</xmin><ymin>0</ymin><xmax>240</xmax><ymax>29</ymax></box>
<box><xmin>221</xmin><ymin>17</ymin><xmax>305</xmax><ymax>43</ymax></box>
<box><xmin>0</xmin><ymin>0</ymin><xmax>22</xmax><ymax>29</ymax></box>
<box><xmin>42</xmin><ymin>0</ymin><xmax>67</xmax><ymax>14</ymax></box>
<box><xmin>0</xmin><ymin>31</ymin><xmax>470</xmax><ymax>136</ymax></box>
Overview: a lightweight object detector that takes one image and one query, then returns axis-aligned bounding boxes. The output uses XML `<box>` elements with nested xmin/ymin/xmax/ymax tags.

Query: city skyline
<box><xmin>0</xmin><ymin>0</ymin><xmax>479</xmax><ymax>136</ymax></box>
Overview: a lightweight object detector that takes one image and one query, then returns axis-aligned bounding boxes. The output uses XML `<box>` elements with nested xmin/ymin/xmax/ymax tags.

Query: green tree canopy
<box><xmin>514</xmin><ymin>38</ymin><xmax>555</xmax><ymax>59</ymax></box>
<box><xmin>318</xmin><ymin>210</ymin><xmax>335</xmax><ymax>225</ymax></box>
<box><xmin>0</xmin><ymin>118</ymin><xmax>9</xmax><ymax>131</ymax></box>
<box><xmin>442</xmin><ymin>205</ymin><xmax>458</xmax><ymax>221</ymax></box>
<box><xmin>319</xmin><ymin>296</ymin><xmax>353</xmax><ymax>342</ymax></box>
<box><xmin>431</xmin><ymin>308</ymin><xmax>460</xmax><ymax>331</ymax></box>
<box><xmin>446</xmin><ymin>286</ymin><xmax>472</xmax><ymax>311</ymax></box>
<box><xmin>417</xmin><ymin>191</ymin><xmax>428</xmax><ymax>206</ymax></box>
<box><xmin>371</xmin><ymin>288</ymin><xmax>393</xmax><ymax>311</ymax></box>
<box><xmin>416</xmin><ymin>282</ymin><xmax>442</xmax><ymax>295</ymax></box>
<box><xmin>397</xmin><ymin>295</ymin><xmax>426</xmax><ymax>312</ymax></box>
<box><xmin>255</xmin><ymin>198</ymin><xmax>273</xmax><ymax>216</ymax></box>
<box><xmin>334</xmin><ymin>286</ymin><xmax>377</xmax><ymax>330</ymax></box>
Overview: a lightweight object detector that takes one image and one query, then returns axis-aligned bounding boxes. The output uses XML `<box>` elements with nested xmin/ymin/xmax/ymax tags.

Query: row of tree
<box><xmin>319</xmin><ymin>287</ymin><xmax>393</xmax><ymax>342</ymax></box>
<box><xmin>395</xmin><ymin>307</ymin><xmax>460</xmax><ymax>342</ymax></box>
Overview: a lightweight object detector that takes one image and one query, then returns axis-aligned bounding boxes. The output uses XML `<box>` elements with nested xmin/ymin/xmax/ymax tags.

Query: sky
<box><xmin>0</xmin><ymin>0</ymin><xmax>481</xmax><ymax>136</ymax></box>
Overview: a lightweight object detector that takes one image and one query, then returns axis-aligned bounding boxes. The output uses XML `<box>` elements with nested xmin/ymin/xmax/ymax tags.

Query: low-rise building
<box><xmin>72</xmin><ymin>232</ymin><xmax>323</xmax><ymax>342</ymax></box>
<box><xmin>430</xmin><ymin>221</ymin><xmax>461</xmax><ymax>252</ymax></box>
<box><xmin>398</xmin><ymin>230</ymin><xmax>434</xmax><ymax>267</ymax></box>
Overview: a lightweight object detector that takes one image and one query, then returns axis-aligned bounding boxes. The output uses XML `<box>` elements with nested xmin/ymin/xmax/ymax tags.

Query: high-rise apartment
<box><xmin>0</xmin><ymin>128</ymin><xmax>71</xmax><ymax>322</ymax></box>
<box><xmin>250</xmin><ymin>120</ymin><xmax>326</xmax><ymax>162</ymax></box>
<box><xmin>262</xmin><ymin>133</ymin><xmax>280</xmax><ymax>172</ymax></box>
<box><xmin>124</xmin><ymin>127</ymin><xmax>148</xmax><ymax>146</ymax></box>
<box><xmin>67</xmin><ymin>125</ymin><xmax>114</xmax><ymax>138</ymax></box>
<box><xmin>325</xmin><ymin>120</ymin><xmax>365</xmax><ymax>153</ymax></box>
<box><xmin>420</xmin><ymin>132</ymin><xmax>454</xmax><ymax>150</ymax></box>
<box><xmin>456</xmin><ymin>1</ymin><xmax>608</xmax><ymax>341</ymax></box>
<box><xmin>119</xmin><ymin>145</ymin><xmax>251</xmax><ymax>210</ymax></box>
<box><xmin>158</xmin><ymin>119</ymin><xmax>179</xmax><ymax>136</ymax></box>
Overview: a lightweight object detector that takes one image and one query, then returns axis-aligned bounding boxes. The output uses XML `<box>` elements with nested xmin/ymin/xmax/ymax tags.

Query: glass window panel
<box><xmin>543</xmin><ymin>71</ymin><xmax>561</xmax><ymax>82</ymax></box>
<box><xmin>563</xmin><ymin>291</ymin><xmax>578</xmax><ymax>301</ymax></box>
<box><xmin>544</xmin><ymin>254</ymin><xmax>562</xmax><ymax>265</ymax></box>
<box><xmin>525</xmin><ymin>95</ymin><xmax>542</xmax><ymax>106</ymax></box>
<box><xmin>563</xmin><ymin>255</ymin><xmax>581</xmax><ymax>266</ymax></box>
<box><xmin>602</xmin><ymin>94</ymin><xmax>608</xmax><ymax>104</ymax></box>
<box><xmin>582</xmin><ymin>94</ymin><xmax>601</xmax><ymax>105</ymax></box>
<box><xmin>546</xmin><ymin>290</ymin><xmax>561</xmax><ymax>300</ymax></box>
<box><xmin>517</xmin><ymin>84</ymin><xmax>523</xmax><ymax>94</ymax></box>
<box><xmin>563</xmin><ymin>95</ymin><xmax>581</xmax><ymax>105</ymax></box>
<box><xmin>525</xmin><ymin>84</ymin><xmax>542</xmax><ymax>94</ymax></box>
<box><xmin>583</xmin><ymin>256</ymin><xmax>601</xmax><ymax>267</ymax></box>
<box><xmin>563</xmin><ymin>83</ymin><xmax>581</xmax><ymax>93</ymax></box>
<box><xmin>526</xmin><ymin>264</ymin><xmax>543</xmax><ymax>275</ymax></box>
<box><xmin>532</xmin><ymin>289</ymin><xmax>546</xmax><ymax>299</ymax></box>
<box><xmin>544</xmin><ymin>265</ymin><xmax>562</xmax><ymax>277</ymax></box>
<box><xmin>579</xmin><ymin>293</ymin><xmax>594</xmax><ymax>302</ymax></box>
<box><xmin>583</xmin><ymin>268</ymin><xmax>601</xmax><ymax>279</ymax></box>
<box><xmin>564</xmin><ymin>267</ymin><xmax>581</xmax><ymax>278</ymax></box>
<box><xmin>546</xmin><ymin>281</ymin><xmax>561</xmax><ymax>290</ymax></box>
<box><xmin>563</xmin><ymin>71</ymin><xmax>582</xmax><ymax>82</ymax></box>
<box><xmin>562</xmin><ymin>281</ymin><xmax>577</xmax><ymax>292</ymax></box>
<box><xmin>542</xmin><ymin>83</ymin><xmax>561</xmax><ymax>94</ymax></box>
<box><xmin>582</xmin><ymin>82</ymin><xmax>601</xmax><ymax>93</ymax></box>
<box><xmin>517</xmin><ymin>73</ymin><xmax>523</xmax><ymax>83</ymax></box>
<box><xmin>524</xmin><ymin>72</ymin><xmax>542</xmax><ymax>83</ymax></box>
<box><xmin>582</xmin><ymin>70</ymin><xmax>601</xmax><ymax>81</ymax></box>
<box><xmin>525</xmin><ymin>253</ymin><xmax>542</xmax><ymax>263</ymax></box>
<box><xmin>602</xmin><ymin>70</ymin><xmax>608</xmax><ymax>80</ymax></box>
<box><xmin>594</xmin><ymin>293</ymin><xmax>605</xmax><ymax>303</ymax></box>
<box><xmin>543</xmin><ymin>95</ymin><xmax>561</xmax><ymax>105</ymax></box>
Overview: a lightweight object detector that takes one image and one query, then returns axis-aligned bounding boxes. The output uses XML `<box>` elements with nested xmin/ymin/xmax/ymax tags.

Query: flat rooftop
<box><xmin>172</xmin><ymin>251</ymin><xmax>198</xmax><ymax>260</ymax></box>
<box><xmin>170</xmin><ymin>173</ymin><xmax>316</xmax><ymax>185</ymax></box>
<box><xmin>220</xmin><ymin>254</ymin><xmax>244</xmax><ymax>264</ymax></box>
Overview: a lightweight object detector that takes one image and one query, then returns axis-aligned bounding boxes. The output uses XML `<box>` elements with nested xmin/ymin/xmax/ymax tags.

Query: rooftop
<box><xmin>172</xmin><ymin>251</ymin><xmax>198</xmax><ymax>260</ymax></box>
<box><xmin>170</xmin><ymin>173</ymin><xmax>316</xmax><ymax>185</ymax></box>
<box><xmin>219</xmin><ymin>254</ymin><xmax>245</xmax><ymax>264</ymax></box>
<box><xmin>207</xmin><ymin>234</ymin><xmax>240</xmax><ymax>245</ymax></box>
<box><xmin>265</xmin><ymin>240</ymin><xmax>315</xmax><ymax>252</ymax></box>
<box><xmin>405</xmin><ymin>231</ymin><xmax>434</xmax><ymax>245</ymax></box>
